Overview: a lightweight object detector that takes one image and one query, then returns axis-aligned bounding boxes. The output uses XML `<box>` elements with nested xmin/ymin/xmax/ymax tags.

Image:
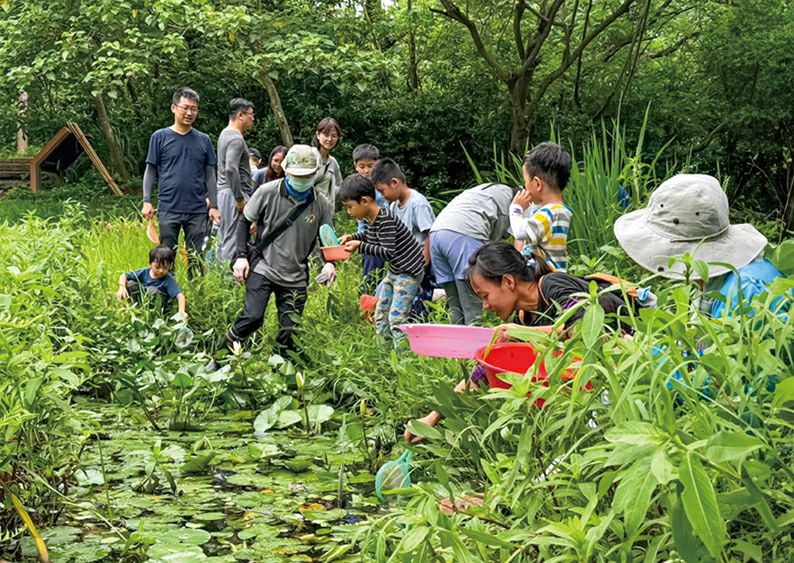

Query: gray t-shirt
<box><xmin>313</xmin><ymin>155</ymin><xmax>343</xmax><ymax>207</ymax></box>
<box><xmin>430</xmin><ymin>183</ymin><xmax>515</xmax><ymax>241</ymax></box>
<box><xmin>244</xmin><ymin>180</ymin><xmax>333</xmax><ymax>287</ymax></box>
<box><xmin>217</xmin><ymin>128</ymin><xmax>252</xmax><ymax>200</ymax></box>
<box><xmin>389</xmin><ymin>189</ymin><xmax>436</xmax><ymax>245</ymax></box>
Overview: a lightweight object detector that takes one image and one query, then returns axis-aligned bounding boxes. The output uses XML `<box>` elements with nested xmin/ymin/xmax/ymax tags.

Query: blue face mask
<box><xmin>288</xmin><ymin>175</ymin><xmax>314</xmax><ymax>193</ymax></box>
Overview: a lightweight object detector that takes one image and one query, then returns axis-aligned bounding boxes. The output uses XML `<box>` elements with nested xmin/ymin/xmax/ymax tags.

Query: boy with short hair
<box><xmin>352</xmin><ymin>144</ymin><xmax>388</xmax><ymax>292</ymax></box>
<box><xmin>510</xmin><ymin>142</ymin><xmax>573</xmax><ymax>271</ymax></box>
<box><xmin>339</xmin><ymin>175</ymin><xmax>424</xmax><ymax>343</ymax></box>
<box><xmin>370</xmin><ymin>157</ymin><xmax>436</xmax><ymax>317</ymax></box>
<box><xmin>117</xmin><ymin>246</ymin><xmax>187</xmax><ymax>317</ymax></box>
<box><xmin>370</xmin><ymin>157</ymin><xmax>435</xmax><ymax>264</ymax></box>
<box><xmin>352</xmin><ymin>144</ymin><xmax>379</xmax><ymax>178</ymax></box>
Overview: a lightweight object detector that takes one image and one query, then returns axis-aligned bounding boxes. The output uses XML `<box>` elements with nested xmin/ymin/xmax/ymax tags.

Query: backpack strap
<box><xmin>585</xmin><ymin>273</ymin><xmax>639</xmax><ymax>299</ymax></box>
<box><xmin>253</xmin><ymin>181</ymin><xmax>315</xmax><ymax>253</ymax></box>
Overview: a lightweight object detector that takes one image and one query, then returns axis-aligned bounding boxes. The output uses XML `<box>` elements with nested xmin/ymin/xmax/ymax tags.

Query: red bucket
<box><xmin>474</xmin><ymin>342</ymin><xmax>586</xmax><ymax>407</ymax></box>
<box><xmin>321</xmin><ymin>245</ymin><xmax>352</xmax><ymax>262</ymax></box>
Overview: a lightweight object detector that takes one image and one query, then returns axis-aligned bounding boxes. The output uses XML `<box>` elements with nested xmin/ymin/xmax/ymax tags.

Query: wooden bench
<box><xmin>0</xmin><ymin>123</ymin><xmax>121</xmax><ymax>195</ymax></box>
<box><xmin>0</xmin><ymin>158</ymin><xmax>32</xmax><ymax>179</ymax></box>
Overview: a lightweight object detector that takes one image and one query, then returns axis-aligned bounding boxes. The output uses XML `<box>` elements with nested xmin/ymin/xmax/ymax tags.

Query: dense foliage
<box><xmin>1</xmin><ymin>0</ymin><xmax>793</xmax><ymax>231</ymax></box>
<box><xmin>1</xmin><ymin>183</ymin><xmax>793</xmax><ymax>561</ymax></box>
<box><xmin>2</xmin><ymin>1</ymin><xmax>794</xmax><ymax>559</ymax></box>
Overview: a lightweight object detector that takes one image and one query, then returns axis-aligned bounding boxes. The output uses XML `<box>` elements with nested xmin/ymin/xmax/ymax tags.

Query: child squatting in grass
<box><xmin>116</xmin><ymin>245</ymin><xmax>187</xmax><ymax>319</ymax></box>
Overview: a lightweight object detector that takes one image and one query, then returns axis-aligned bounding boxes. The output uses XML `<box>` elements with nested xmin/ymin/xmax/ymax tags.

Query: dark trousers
<box><xmin>127</xmin><ymin>279</ymin><xmax>173</xmax><ymax>315</ymax></box>
<box><xmin>410</xmin><ymin>265</ymin><xmax>437</xmax><ymax>320</ymax></box>
<box><xmin>361</xmin><ymin>253</ymin><xmax>385</xmax><ymax>295</ymax></box>
<box><xmin>229</xmin><ymin>272</ymin><xmax>308</xmax><ymax>352</ymax></box>
<box><xmin>158</xmin><ymin>211</ymin><xmax>207</xmax><ymax>277</ymax></box>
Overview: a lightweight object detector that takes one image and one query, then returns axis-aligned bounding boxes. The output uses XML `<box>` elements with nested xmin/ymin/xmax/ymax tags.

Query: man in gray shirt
<box><xmin>430</xmin><ymin>183</ymin><xmax>516</xmax><ymax>324</ymax></box>
<box><xmin>229</xmin><ymin>145</ymin><xmax>337</xmax><ymax>354</ymax></box>
<box><xmin>216</xmin><ymin>98</ymin><xmax>255</xmax><ymax>261</ymax></box>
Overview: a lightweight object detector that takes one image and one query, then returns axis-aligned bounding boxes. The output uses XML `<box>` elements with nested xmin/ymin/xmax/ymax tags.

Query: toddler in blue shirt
<box><xmin>117</xmin><ymin>246</ymin><xmax>187</xmax><ymax>318</ymax></box>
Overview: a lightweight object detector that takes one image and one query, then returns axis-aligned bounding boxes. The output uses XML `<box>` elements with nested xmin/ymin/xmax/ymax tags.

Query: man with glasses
<box><xmin>142</xmin><ymin>87</ymin><xmax>219</xmax><ymax>276</ymax></box>
<box><xmin>216</xmin><ymin>98</ymin><xmax>256</xmax><ymax>261</ymax></box>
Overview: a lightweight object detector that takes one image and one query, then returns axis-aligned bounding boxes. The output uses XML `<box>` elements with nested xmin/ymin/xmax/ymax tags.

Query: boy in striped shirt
<box><xmin>339</xmin><ymin>175</ymin><xmax>425</xmax><ymax>344</ymax></box>
<box><xmin>509</xmin><ymin>142</ymin><xmax>573</xmax><ymax>271</ymax></box>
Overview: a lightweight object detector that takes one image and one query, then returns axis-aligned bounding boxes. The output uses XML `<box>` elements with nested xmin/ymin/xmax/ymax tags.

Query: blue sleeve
<box><xmin>164</xmin><ymin>274</ymin><xmax>182</xmax><ymax>298</ymax></box>
<box><xmin>145</xmin><ymin>131</ymin><xmax>160</xmax><ymax>167</ymax></box>
<box><xmin>125</xmin><ymin>268</ymin><xmax>148</xmax><ymax>282</ymax></box>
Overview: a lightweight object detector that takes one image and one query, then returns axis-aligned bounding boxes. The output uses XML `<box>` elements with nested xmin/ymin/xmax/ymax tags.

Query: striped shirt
<box><xmin>509</xmin><ymin>202</ymin><xmax>573</xmax><ymax>271</ymax></box>
<box><xmin>352</xmin><ymin>208</ymin><xmax>425</xmax><ymax>277</ymax></box>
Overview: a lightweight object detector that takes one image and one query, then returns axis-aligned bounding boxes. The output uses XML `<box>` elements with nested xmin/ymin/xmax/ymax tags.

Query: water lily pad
<box><xmin>253</xmin><ymin>396</ymin><xmax>294</xmax><ymax>434</ymax></box>
<box><xmin>276</xmin><ymin>410</ymin><xmax>303</xmax><ymax>429</ymax></box>
<box><xmin>193</xmin><ymin>512</ymin><xmax>227</xmax><ymax>522</ymax></box>
<box><xmin>301</xmin><ymin>508</ymin><xmax>348</xmax><ymax>524</ymax></box>
<box><xmin>307</xmin><ymin>404</ymin><xmax>335</xmax><ymax>425</ymax></box>
<box><xmin>284</xmin><ymin>458</ymin><xmax>314</xmax><ymax>473</ymax></box>
<box><xmin>22</xmin><ymin>530</ymin><xmax>111</xmax><ymax>563</ymax></box>
<box><xmin>247</xmin><ymin>442</ymin><xmax>281</xmax><ymax>460</ymax></box>
<box><xmin>225</xmin><ymin>471</ymin><xmax>260</xmax><ymax>487</ymax></box>
<box><xmin>237</xmin><ymin>524</ymin><xmax>280</xmax><ymax>541</ymax></box>
<box><xmin>75</xmin><ymin>468</ymin><xmax>106</xmax><ymax>486</ymax></box>
<box><xmin>156</xmin><ymin>527</ymin><xmax>212</xmax><ymax>546</ymax></box>
<box><xmin>169</xmin><ymin>370</ymin><xmax>194</xmax><ymax>388</ymax></box>
<box><xmin>181</xmin><ymin>453</ymin><xmax>215</xmax><ymax>475</ymax></box>
<box><xmin>148</xmin><ymin>543</ymin><xmax>207</xmax><ymax>561</ymax></box>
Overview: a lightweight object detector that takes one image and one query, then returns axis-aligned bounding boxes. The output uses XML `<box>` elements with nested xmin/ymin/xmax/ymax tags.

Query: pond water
<box><xmin>21</xmin><ymin>400</ymin><xmax>379</xmax><ymax>562</ymax></box>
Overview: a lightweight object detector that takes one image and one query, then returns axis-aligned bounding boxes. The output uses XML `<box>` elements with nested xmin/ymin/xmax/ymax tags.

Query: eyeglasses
<box><xmin>174</xmin><ymin>104</ymin><xmax>199</xmax><ymax>114</ymax></box>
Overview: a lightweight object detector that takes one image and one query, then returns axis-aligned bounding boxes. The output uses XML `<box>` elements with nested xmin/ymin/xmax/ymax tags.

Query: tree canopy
<box><xmin>1</xmin><ymin>0</ymin><xmax>792</xmax><ymax>229</ymax></box>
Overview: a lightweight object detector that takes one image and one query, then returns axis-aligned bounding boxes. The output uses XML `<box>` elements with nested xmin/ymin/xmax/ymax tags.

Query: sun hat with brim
<box><xmin>283</xmin><ymin>144</ymin><xmax>319</xmax><ymax>176</ymax></box>
<box><xmin>614</xmin><ymin>174</ymin><xmax>767</xmax><ymax>280</ymax></box>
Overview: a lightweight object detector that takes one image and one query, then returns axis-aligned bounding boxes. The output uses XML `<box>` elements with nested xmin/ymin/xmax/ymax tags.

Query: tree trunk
<box><xmin>16</xmin><ymin>91</ymin><xmax>28</xmax><ymax>154</ymax></box>
<box><xmin>94</xmin><ymin>93</ymin><xmax>131</xmax><ymax>184</ymax></box>
<box><xmin>508</xmin><ymin>76</ymin><xmax>530</xmax><ymax>154</ymax></box>
<box><xmin>782</xmin><ymin>163</ymin><xmax>794</xmax><ymax>236</ymax></box>
<box><xmin>407</xmin><ymin>0</ymin><xmax>420</xmax><ymax>90</ymax></box>
<box><xmin>364</xmin><ymin>0</ymin><xmax>382</xmax><ymax>22</ymax></box>
<box><xmin>259</xmin><ymin>68</ymin><xmax>293</xmax><ymax>146</ymax></box>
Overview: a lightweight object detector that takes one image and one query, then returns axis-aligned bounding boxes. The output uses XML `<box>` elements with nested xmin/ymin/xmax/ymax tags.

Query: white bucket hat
<box><xmin>283</xmin><ymin>144</ymin><xmax>320</xmax><ymax>176</ymax></box>
<box><xmin>614</xmin><ymin>174</ymin><xmax>767</xmax><ymax>280</ymax></box>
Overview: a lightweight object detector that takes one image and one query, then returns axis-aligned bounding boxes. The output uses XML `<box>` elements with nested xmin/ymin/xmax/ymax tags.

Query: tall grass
<box><xmin>464</xmin><ymin>109</ymin><xmax>673</xmax><ymax>262</ymax></box>
<box><xmin>352</xmin><ymin>259</ymin><xmax>794</xmax><ymax>560</ymax></box>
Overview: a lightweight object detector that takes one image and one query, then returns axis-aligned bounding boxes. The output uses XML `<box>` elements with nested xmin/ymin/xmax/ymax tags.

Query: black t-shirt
<box><xmin>523</xmin><ymin>272</ymin><xmax>634</xmax><ymax>329</ymax></box>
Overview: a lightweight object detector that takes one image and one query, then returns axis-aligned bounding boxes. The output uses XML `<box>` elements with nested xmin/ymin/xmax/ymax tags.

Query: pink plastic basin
<box><xmin>400</xmin><ymin>324</ymin><xmax>496</xmax><ymax>359</ymax></box>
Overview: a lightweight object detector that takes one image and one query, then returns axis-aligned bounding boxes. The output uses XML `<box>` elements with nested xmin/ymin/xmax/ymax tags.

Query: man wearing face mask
<box><xmin>228</xmin><ymin>144</ymin><xmax>336</xmax><ymax>354</ymax></box>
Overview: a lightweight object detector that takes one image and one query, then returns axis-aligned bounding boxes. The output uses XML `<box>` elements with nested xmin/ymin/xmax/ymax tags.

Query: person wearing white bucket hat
<box><xmin>614</xmin><ymin>174</ymin><xmax>786</xmax><ymax>317</ymax></box>
<box><xmin>226</xmin><ymin>144</ymin><xmax>337</xmax><ymax>354</ymax></box>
